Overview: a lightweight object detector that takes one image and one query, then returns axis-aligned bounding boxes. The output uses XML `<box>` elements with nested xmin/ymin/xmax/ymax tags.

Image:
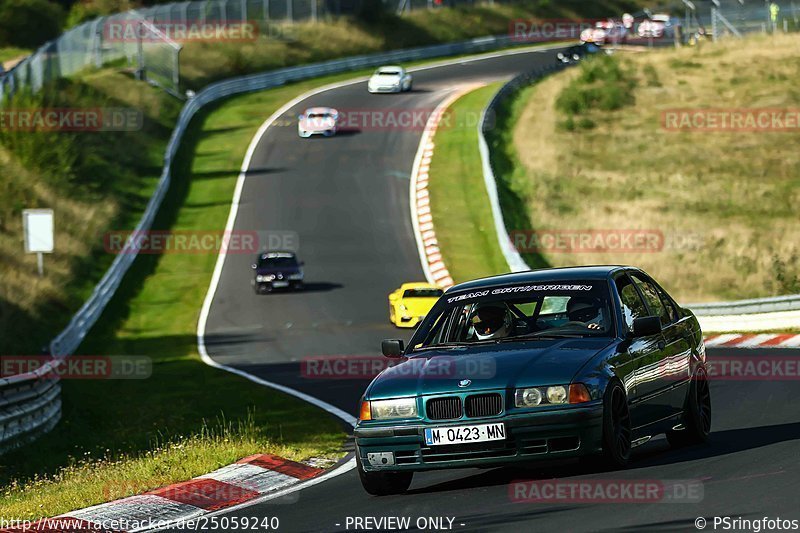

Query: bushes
<box><xmin>0</xmin><ymin>0</ymin><xmax>65</xmax><ymax>48</ymax></box>
<box><xmin>555</xmin><ymin>53</ymin><xmax>636</xmax><ymax>129</ymax></box>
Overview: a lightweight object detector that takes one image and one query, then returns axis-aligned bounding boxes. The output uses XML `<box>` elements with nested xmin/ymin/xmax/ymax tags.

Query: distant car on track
<box><xmin>556</xmin><ymin>42</ymin><xmax>601</xmax><ymax>64</ymax></box>
<box><xmin>368</xmin><ymin>66</ymin><xmax>413</xmax><ymax>93</ymax></box>
<box><xmin>388</xmin><ymin>282</ymin><xmax>443</xmax><ymax>328</ymax></box>
<box><xmin>252</xmin><ymin>251</ymin><xmax>304</xmax><ymax>293</ymax></box>
<box><xmin>298</xmin><ymin>107</ymin><xmax>339</xmax><ymax>137</ymax></box>
<box><xmin>356</xmin><ymin>266</ymin><xmax>711</xmax><ymax>495</ymax></box>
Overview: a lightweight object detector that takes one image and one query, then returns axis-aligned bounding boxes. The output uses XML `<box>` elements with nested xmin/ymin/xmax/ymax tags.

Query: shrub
<box><xmin>0</xmin><ymin>0</ymin><xmax>65</xmax><ymax>49</ymax></box>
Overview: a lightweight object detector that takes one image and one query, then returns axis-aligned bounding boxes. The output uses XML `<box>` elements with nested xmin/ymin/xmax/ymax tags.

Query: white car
<box><xmin>297</xmin><ymin>107</ymin><xmax>339</xmax><ymax>138</ymax></box>
<box><xmin>638</xmin><ymin>14</ymin><xmax>675</xmax><ymax>38</ymax></box>
<box><xmin>367</xmin><ymin>66</ymin><xmax>413</xmax><ymax>93</ymax></box>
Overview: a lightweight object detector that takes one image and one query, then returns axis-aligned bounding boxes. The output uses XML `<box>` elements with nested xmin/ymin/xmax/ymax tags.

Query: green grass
<box><xmin>508</xmin><ymin>33</ymin><xmax>800</xmax><ymax>302</ymax></box>
<box><xmin>427</xmin><ymin>83</ymin><xmax>509</xmax><ymax>283</ymax></box>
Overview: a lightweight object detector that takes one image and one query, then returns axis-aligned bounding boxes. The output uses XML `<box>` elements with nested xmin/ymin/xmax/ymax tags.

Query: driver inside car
<box><xmin>565</xmin><ymin>297</ymin><xmax>604</xmax><ymax>330</ymax></box>
<box><xmin>470</xmin><ymin>303</ymin><xmax>514</xmax><ymax>340</ymax></box>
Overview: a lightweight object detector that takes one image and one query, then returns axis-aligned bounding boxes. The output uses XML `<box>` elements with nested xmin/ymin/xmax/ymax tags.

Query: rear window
<box><xmin>403</xmin><ymin>288</ymin><xmax>444</xmax><ymax>298</ymax></box>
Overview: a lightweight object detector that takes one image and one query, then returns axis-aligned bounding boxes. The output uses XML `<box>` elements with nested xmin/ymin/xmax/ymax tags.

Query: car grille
<box><xmin>464</xmin><ymin>393</ymin><xmax>502</xmax><ymax>417</ymax></box>
<box><xmin>426</xmin><ymin>397</ymin><xmax>462</xmax><ymax>420</ymax></box>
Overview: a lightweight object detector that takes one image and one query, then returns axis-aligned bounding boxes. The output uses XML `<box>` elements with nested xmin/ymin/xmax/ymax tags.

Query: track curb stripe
<box><xmin>0</xmin><ymin>455</ymin><xmax>326</xmax><ymax>532</ymax></box>
<box><xmin>409</xmin><ymin>84</ymin><xmax>483</xmax><ymax>290</ymax></box>
<box><xmin>703</xmin><ymin>333</ymin><xmax>800</xmax><ymax>349</ymax></box>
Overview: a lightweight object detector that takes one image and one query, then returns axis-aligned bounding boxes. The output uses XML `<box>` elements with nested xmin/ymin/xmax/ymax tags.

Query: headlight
<box><xmin>256</xmin><ymin>274</ymin><xmax>275</xmax><ymax>282</ymax></box>
<box><xmin>514</xmin><ymin>384</ymin><xmax>590</xmax><ymax>407</ymax></box>
<box><xmin>370</xmin><ymin>398</ymin><xmax>418</xmax><ymax>420</ymax></box>
<box><xmin>515</xmin><ymin>387</ymin><xmax>542</xmax><ymax>407</ymax></box>
<box><xmin>546</xmin><ymin>385</ymin><xmax>568</xmax><ymax>404</ymax></box>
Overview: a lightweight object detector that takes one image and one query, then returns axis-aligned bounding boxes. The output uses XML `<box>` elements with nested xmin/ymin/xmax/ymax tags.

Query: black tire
<box><xmin>598</xmin><ymin>381</ymin><xmax>632</xmax><ymax>469</ymax></box>
<box><xmin>356</xmin><ymin>454</ymin><xmax>413</xmax><ymax>496</ymax></box>
<box><xmin>667</xmin><ymin>368</ymin><xmax>711</xmax><ymax>447</ymax></box>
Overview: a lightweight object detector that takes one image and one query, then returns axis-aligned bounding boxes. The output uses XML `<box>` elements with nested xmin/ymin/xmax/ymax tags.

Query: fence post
<box><xmin>711</xmin><ymin>7</ymin><xmax>718</xmax><ymax>40</ymax></box>
<box><xmin>93</xmin><ymin>18</ymin><xmax>104</xmax><ymax>68</ymax></box>
<box><xmin>136</xmin><ymin>21</ymin><xmax>145</xmax><ymax>80</ymax></box>
<box><xmin>263</xmin><ymin>0</ymin><xmax>269</xmax><ymax>21</ymax></box>
<box><xmin>311</xmin><ymin>0</ymin><xmax>317</xmax><ymax>22</ymax></box>
<box><xmin>287</xmin><ymin>0</ymin><xmax>293</xmax><ymax>22</ymax></box>
<box><xmin>241</xmin><ymin>0</ymin><xmax>247</xmax><ymax>21</ymax></box>
<box><xmin>173</xmin><ymin>45</ymin><xmax>182</xmax><ymax>95</ymax></box>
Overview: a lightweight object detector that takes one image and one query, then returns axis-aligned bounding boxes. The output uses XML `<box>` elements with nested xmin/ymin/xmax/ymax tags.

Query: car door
<box><xmin>629</xmin><ymin>273</ymin><xmax>687</xmax><ymax>422</ymax></box>
<box><xmin>613</xmin><ymin>273</ymin><xmax>660</xmax><ymax>430</ymax></box>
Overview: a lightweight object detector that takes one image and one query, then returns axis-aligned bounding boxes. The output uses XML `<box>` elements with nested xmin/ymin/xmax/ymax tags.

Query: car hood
<box><xmin>397</xmin><ymin>297</ymin><xmax>438</xmax><ymax>317</ymax></box>
<box><xmin>366</xmin><ymin>338</ymin><xmax>613</xmax><ymax>399</ymax></box>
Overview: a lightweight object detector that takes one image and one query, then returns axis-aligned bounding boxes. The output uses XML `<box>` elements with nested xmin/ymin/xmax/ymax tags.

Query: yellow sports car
<box><xmin>388</xmin><ymin>282</ymin><xmax>444</xmax><ymax>328</ymax></box>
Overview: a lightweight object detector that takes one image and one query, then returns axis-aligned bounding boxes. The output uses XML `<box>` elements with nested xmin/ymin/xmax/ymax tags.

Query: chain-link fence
<box><xmin>711</xmin><ymin>0</ymin><xmax>800</xmax><ymax>39</ymax></box>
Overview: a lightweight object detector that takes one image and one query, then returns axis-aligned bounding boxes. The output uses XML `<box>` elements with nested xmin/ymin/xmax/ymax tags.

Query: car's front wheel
<box><xmin>357</xmin><ymin>454</ymin><xmax>413</xmax><ymax>496</ymax></box>
<box><xmin>667</xmin><ymin>368</ymin><xmax>711</xmax><ymax>447</ymax></box>
<box><xmin>583</xmin><ymin>380</ymin><xmax>631</xmax><ymax>470</ymax></box>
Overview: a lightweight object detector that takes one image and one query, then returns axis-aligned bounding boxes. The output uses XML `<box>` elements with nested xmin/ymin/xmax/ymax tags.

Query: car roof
<box><xmin>259</xmin><ymin>250</ymin><xmax>297</xmax><ymax>258</ymax></box>
<box><xmin>304</xmin><ymin>107</ymin><xmax>335</xmax><ymax>114</ymax></box>
<box><xmin>446</xmin><ymin>265</ymin><xmax>633</xmax><ymax>293</ymax></box>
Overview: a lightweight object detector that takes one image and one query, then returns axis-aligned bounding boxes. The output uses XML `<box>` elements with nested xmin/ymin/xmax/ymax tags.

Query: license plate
<box><xmin>272</xmin><ymin>281</ymin><xmax>289</xmax><ymax>288</ymax></box>
<box><xmin>424</xmin><ymin>422</ymin><xmax>505</xmax><ymax>446</ymax></box>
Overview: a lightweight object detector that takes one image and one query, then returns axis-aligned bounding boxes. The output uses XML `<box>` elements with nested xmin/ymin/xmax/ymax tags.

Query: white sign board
<box><xmin>23</xmin><ymin>209</ymin><xmax>54</xmax><ymax>253</ymax></box>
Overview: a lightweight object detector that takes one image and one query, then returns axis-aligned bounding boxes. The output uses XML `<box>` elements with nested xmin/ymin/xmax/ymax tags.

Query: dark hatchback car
<box><xmin>251</xmin><ymin>251</ymin><xmax>304</xmax><ymax>293</ymax></box>
<box><xmin>355</xmin><ymin>266</ymin><xmax>711</xmax><ymax>495</ymax></box>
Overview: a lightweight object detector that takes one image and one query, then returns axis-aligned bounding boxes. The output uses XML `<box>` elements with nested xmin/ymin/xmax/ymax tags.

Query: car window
<box><xmin>631</xmin><ymin>274</ymin><xmax>671</xmax><ymax>326</ymax></box>
<box><xmin>416</xmin><ymin>282</ymin><xmax>614</xmax><ymax>349</ymax></box>
<box><xmin>615</xmin><ymin>275</ymin><xmax>649</xmax><ymax>334</ymax></box>
<box><xmin>403</xmin><ymin>288</ymin><xmax>444</xmax><ymax>298</ymax></box>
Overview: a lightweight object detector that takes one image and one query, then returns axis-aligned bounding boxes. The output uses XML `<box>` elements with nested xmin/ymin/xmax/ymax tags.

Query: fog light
<box><xmin>367</xmin><ymin>452</ymin><xmax>395</xmax><ymax>467</ymax></box>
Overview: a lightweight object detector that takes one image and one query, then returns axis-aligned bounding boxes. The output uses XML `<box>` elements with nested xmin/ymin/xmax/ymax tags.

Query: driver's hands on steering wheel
<box><xmin>587</xmin><ymin>323</ymin><xmax>601</xmax><ymax>330</ymax></box>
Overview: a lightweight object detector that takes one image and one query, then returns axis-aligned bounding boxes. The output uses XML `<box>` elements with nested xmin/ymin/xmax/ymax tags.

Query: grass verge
<box><xmin>428</xmin><ymin>82</ymin><xmax>508</xmax><ymax>283</ymax></box>
<box><xmin>500</xmin><ymin>34</ymin><xmax>800</xmax><ymax>302</ymax></box>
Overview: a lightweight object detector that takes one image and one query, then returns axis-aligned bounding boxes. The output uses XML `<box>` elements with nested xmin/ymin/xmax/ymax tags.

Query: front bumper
<box><xmin>355</xmin><ymin>403</ymin><xmax>604</xmax><ymax>472</ymax></box>
<box><xmin>369</xmin><ymin>85</ymin><xmax>402</xmax><ymax>93</ymax></box>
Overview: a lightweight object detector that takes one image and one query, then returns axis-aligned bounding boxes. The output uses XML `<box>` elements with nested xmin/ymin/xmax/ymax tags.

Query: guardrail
<box><xmin>0</xmin><ymin>34</ymin><xmax>542</xmax><ymax>452</ymax></box>
<box><xmin>476</xmin><ymin>57</ymin><xmax>800</xmax><ymax>327</ymax></box>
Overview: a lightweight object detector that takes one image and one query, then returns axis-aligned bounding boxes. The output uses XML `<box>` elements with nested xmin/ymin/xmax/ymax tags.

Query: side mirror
<box><xmin>299</xmin><ymin>260</ymin><xmax>305</xmax><ymax>266</ymax></box>
<box><xmin>632</xmin><ymin>316</ymin><xmax>662</xmax><ymax>337</ymax></box>
<box><xmin>381</xmin><ymin>339</ymin><xmax>405</xmax><ymax>358</ymax></box>
<box><xmin>251</xmin><ymin>263</ymin><xmax>257</xmax><ymax>269</ymax></box>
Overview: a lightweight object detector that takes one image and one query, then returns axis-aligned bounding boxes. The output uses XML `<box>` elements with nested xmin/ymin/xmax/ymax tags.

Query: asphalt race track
<box><xmin>194</xmin><ymin>48</ymin><xmax>800</xmax><ymax>532</ymax></box>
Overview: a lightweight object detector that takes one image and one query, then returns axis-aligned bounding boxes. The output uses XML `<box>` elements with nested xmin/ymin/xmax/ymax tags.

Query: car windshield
<box><xmin>377</xmin><ymin>70</ymin><xmax>400</xmax><ymax>76</ymax></box>
<box><xmin>413</xmin><ymin>281</ymin><xmax>613</xmax><ymax>349</ymax></box>
<box><xmin>306</xmin><ymin>113</ymin><xmax>331</xmax><ymax>119</ymax></box>
<box><xmin>257</xmin><ymin>254</ymin><xmax>298</xmax><ymax>268</ymax></box>
<box><xmin>403</xmin><ymin>288</ymin><xmax>444</xmax><ymax>298</ymax></box>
